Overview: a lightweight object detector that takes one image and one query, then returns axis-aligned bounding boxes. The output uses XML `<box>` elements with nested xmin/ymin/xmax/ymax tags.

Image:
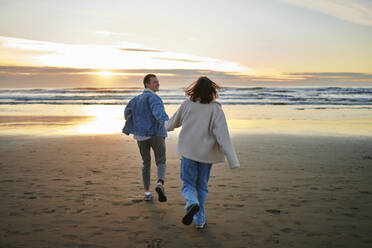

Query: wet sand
<box><xmin>1</xmin><ymin>133</ymin><xmax>372</xmax><ymax>247</ymax></box>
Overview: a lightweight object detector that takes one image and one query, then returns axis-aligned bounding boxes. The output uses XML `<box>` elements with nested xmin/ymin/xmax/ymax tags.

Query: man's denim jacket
<box><xmin>122</xmin><ymin>89</ymin><xmax>169</xmax><ymax>137</ymax></box>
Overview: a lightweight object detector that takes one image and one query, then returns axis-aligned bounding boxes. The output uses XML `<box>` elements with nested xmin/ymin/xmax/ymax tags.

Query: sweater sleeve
<box><xmin>165</xmin><ymin>101</ymin><xmax>184</xmax><ymax>131</ymax></box>
<box><xmin>212</xmin><ymin>106</ymin><xmax>240</xmax><ymax>169</ymax></box>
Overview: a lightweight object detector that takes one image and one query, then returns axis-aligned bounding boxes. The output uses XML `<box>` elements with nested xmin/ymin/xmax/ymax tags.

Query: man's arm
<box><xmin>124</xmin><ymin>99</ymin><xmax>133</xmax><ymax>120</ymax></box>
<box><xmin>149</xmin><ymin>95</ymin><xmax>169</xmax><ymax>123</ymax></box>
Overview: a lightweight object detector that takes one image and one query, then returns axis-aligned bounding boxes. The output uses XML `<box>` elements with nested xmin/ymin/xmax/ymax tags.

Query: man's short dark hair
<box><xmin>143</xmin><ymin>74</ymin><xmax>156</xmax><ymax>87</ymax></box>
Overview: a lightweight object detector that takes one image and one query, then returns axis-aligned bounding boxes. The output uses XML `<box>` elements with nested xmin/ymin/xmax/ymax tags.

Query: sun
<box><xmin>96</xmin><ymin>71</ymin><xmax>113</xmax><ymax>77</ymax></box>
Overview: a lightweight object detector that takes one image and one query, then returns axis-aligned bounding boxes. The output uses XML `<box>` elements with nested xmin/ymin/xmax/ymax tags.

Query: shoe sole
<box><xmin>182</xmin><ymin>204</ymin><xmax>200</xmax><ymax>225</ymax></box>
<box><xmin>144</xmin><ymin>196</ymin><xmax>153</xmax><ymax>201</ymax></box>
<box><xmin>196</xmin><ymin>223</ymin><xmax>207</xmax><ymax>229</ymax></box>
<box><xmin>155</xmin><ymin>186</ymin><xmax>167</xmax><ymax>202</ymax></box>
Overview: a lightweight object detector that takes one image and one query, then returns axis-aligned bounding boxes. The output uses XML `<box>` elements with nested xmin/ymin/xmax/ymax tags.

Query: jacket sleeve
<box><xmin>165</xmin><ymin>101</ymin><xmax>184</xmax><ymax>131</ymax></box>
<box><xmin>149</xmin><ymin>95</ymin><xmax>169</xmax><ymax>123</ymax></box>
<box><xmin>124</xmin><ymin>99</ymin><xmax>133</xmax><ymax>120</ymax></box>
<box><xmin>122</xmin><ymin>99</ymin><xmax>134</xmax><ymax>135</ymax></box>
<box><xmin>212</xmin><ymin>106</ymin><xmax>240</xmax><ymax>169</ymax></box>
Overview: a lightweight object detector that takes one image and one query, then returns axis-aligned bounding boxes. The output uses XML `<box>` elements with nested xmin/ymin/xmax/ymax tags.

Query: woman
<box><xmin>166</xmin><ymin>76</ymin><xmax>240</xmax><ymax>229</ymax></box>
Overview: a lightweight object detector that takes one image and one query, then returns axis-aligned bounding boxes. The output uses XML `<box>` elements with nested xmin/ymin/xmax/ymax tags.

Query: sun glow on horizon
<box><xmin>96</xmin><ymin>71</ymin><xmax>114</xmax><ymax>77</ymax></box>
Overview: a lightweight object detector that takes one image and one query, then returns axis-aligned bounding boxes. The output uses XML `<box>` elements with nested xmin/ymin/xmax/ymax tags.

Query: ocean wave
<box><xmin>0</xmin><ymin>87</ymin><xmax>371</xmax><ymax>106</ymax></box>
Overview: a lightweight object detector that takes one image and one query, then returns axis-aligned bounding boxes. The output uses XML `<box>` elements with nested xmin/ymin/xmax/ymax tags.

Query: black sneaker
<box><xmin>155</xmin><ymin>183</ymin><xmax>167</xmax><ymax>202</ymax></box>
<box><xmin>182</xmin><ymin>204</ymin><xmax>200</xmax><ymax>225</ymax></box>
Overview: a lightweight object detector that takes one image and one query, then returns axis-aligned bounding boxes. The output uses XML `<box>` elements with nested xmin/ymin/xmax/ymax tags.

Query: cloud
<box><xmin>0</xmin><ymin>65</ymin><xmax>245</xmax><ymax>88</ymax></box>
<box><xmin>56</xmin><ymin>7</ymin><xmax>121</xmax><ymax>20</ymax></box>
<box><xmin>278</xmin><ymin>0</ymin><xmax>372</xmax><ymax>27</ymax></box>
<box><xmin>285</xmin><ymin>72</ymin><xmax>372</xmax><ymax>82</ymax></box>
<box><xmin>0</xmin><ymin>36</ymin><xmax>247</xmax><ymax>72</ymax></box>
<box><xmin>119</xmin><ymin>48</ymin><xmax>163</xmax><ymax>53</ymax></box>
<box><xmin>152</xmin><ymin>57</ymin><xmax>202</xmax><ymax>63</ymax></box>
<box><xmin>1</xmin><ymin>66</ymin><xmax>371</xmax><ymax>89</ymax></box>
<box><xmin>95</xmin><ymin>31</ymin><xmax>130</xmax><ymax>37</ymax></box>
<box><xmin>0</xmin><ymin>65</ymin><xmax>232</xmax><ymax>77</ymax></box>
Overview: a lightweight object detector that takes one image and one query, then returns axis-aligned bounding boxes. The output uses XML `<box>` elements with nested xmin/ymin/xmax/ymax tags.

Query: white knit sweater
<box><xmin>165</xmin><ymin>99</ymin><xmax>240</xmax><ymax>169</ymax></box>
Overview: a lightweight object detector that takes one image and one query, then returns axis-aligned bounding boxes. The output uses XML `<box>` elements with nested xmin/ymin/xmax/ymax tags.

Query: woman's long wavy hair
<box><xmin>185</xmin><ymin>76</ymin><xmax>221</xmax><ymax>104</ymax></box>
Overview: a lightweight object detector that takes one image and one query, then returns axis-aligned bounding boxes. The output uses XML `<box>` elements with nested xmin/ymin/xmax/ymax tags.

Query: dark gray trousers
<box><xmin>137</xmin><ymin>136</ymin><xmax>166</xmax><ymax>191</ymax></box>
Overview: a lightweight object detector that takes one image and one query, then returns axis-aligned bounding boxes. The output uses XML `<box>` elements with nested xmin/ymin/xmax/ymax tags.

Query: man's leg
<box><xmin>151</xmin><ymin>136</ymin><xmax>167</xmax><ymax>202</ymax></box>
<box><xmin>151</xmin><ymin>136</ymin><xmax>166</xmax><ymax>183</ymax></box>
<box><xmin>137</xmin><ymin>139</ymin><xmax>151</xmax><ymax>192</ymax></box>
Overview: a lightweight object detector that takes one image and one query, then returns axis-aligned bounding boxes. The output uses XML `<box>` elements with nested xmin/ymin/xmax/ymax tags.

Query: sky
<box><xmin>0</xmin><ymin>0</ymin><xmax>372</xmax><ymax>88</ymax></box>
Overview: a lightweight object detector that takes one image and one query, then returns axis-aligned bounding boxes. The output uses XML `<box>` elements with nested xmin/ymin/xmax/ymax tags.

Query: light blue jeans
<box><xmin>180</xmin><ymin>156</ymin><xmax>212</xmax><ymax>225</ymax></box>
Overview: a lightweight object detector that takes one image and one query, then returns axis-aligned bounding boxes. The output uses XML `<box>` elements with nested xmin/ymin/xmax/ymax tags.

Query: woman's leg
<box><xmin>194</xmin><ymin>163</ymin><xmax>212</xmax><ymax>225</ymax></box>
<box><xmin>180</xmin><ymin>157</ymin><xmax>199</xmax><ymax>210</ymax></box>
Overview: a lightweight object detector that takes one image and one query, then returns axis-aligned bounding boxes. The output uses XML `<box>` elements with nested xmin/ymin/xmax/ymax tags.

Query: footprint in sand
<box><xmin>280</xmin><ymin>228</ymin><xmax>293</xmax><ymax>233</ymax></box>
<box><xmin>62</xmin><ymin>234</ymin><xmax>79</xmax><ymax>240</ymax></box>
<box><xmin>266</xmin><ymin>209</ymin><xmax>281</xmax><ymax>214</ymax></box>
<box><xmin>222</xmin><ymin>232</ymin><xmax>233</xmax><ymax>239</ymax></box>
<box><xmin>76</xmin><ymin>208</ymin><xmax>84</xmax><ymax>213</ymax></box>
<box><xmin>359</xmin><ymin>191</ymin><xmax>371</xmax><ymax>194</ymax></box>
<box><xmin>52</xmin><ymin>178</ymin><xmax>69</xmax><ymax>182</ymax></box>
<box><xmin>266</xmin><ymin>233</ymin><xmax>280</xmax><ymax>244</ymax></box>
<box><xmin>147</xmin><ymin>238</ymin><xmax>163</xmax><ymax>248</ymax></box>
<box><xmin>34</xmin><ymin>208</ymin><xmax>56</xmax><ymax>215</ymax></box>
<box><xmin>112</xmin><ymin>201</ymin><xmax>126</xmax><ymax>206</ymax></box>
<box><xmin>128</xmin><ymin>216</ymin><xmax>140</xmax><ymax>221</ymax></box>
<box><xmin>23</xmin><ymin>191</ymin><xmax>35</xmax><ymax>195</ymax></box>
<box><xmin>342</xmin><ymin>212</ymin><xmax>355</xmax><ymax>218</ymax></box>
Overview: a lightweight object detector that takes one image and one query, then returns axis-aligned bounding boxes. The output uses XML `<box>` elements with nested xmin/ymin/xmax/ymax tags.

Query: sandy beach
<box><xmin>1</xmin><ymin>130</ymin><xmax>372</xmax><ymax>247</ymax></box>
<box><xmin>1</xmin><ymin>0</ymin><xmax>372</xmax><ymax>246</ymax></box>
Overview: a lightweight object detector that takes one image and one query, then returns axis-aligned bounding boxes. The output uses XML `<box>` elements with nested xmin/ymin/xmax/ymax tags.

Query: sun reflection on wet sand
<box><xmin>71</xmin><ymin>105</ymin><xmax>124</xmax><ymax>134</ymax></box>
<box><xmin>0</xmin><ymin>105</ymin><xmax>125</xmax><ymax>136</ymax></box>
<box><xmin>0</xmin><ymin>105</ymin><xmax>371</xmax><ymax>137</ymax></box>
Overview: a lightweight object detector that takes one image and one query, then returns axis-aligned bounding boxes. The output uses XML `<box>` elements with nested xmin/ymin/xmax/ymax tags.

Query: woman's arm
<box><xmin>165</xmin><ymin>101</ymin><xmax>185</xmax><ymax>131</ymax></box>
<box><xmin>212</xmin><ymin>106</ymin><xmax>240</xmax><ymax>169</ymax></box>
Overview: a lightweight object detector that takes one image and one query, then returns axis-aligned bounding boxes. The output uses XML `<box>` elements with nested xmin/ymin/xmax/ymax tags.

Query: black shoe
<box><xmin>155</xmin><ymin>183</ymin><xmax>167</xmax><ymax>202</ymax></box>
<box><xmin>182</xmin><ymin>204</ymin><xmax>200</xmax><ymax>225</ymax></box>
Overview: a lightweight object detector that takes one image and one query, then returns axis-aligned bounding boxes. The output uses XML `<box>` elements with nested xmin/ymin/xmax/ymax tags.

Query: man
<box><xmin>123</xmin><ymin>74</ymin><xmax>169</xmax><ymax>202</ymax></box>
